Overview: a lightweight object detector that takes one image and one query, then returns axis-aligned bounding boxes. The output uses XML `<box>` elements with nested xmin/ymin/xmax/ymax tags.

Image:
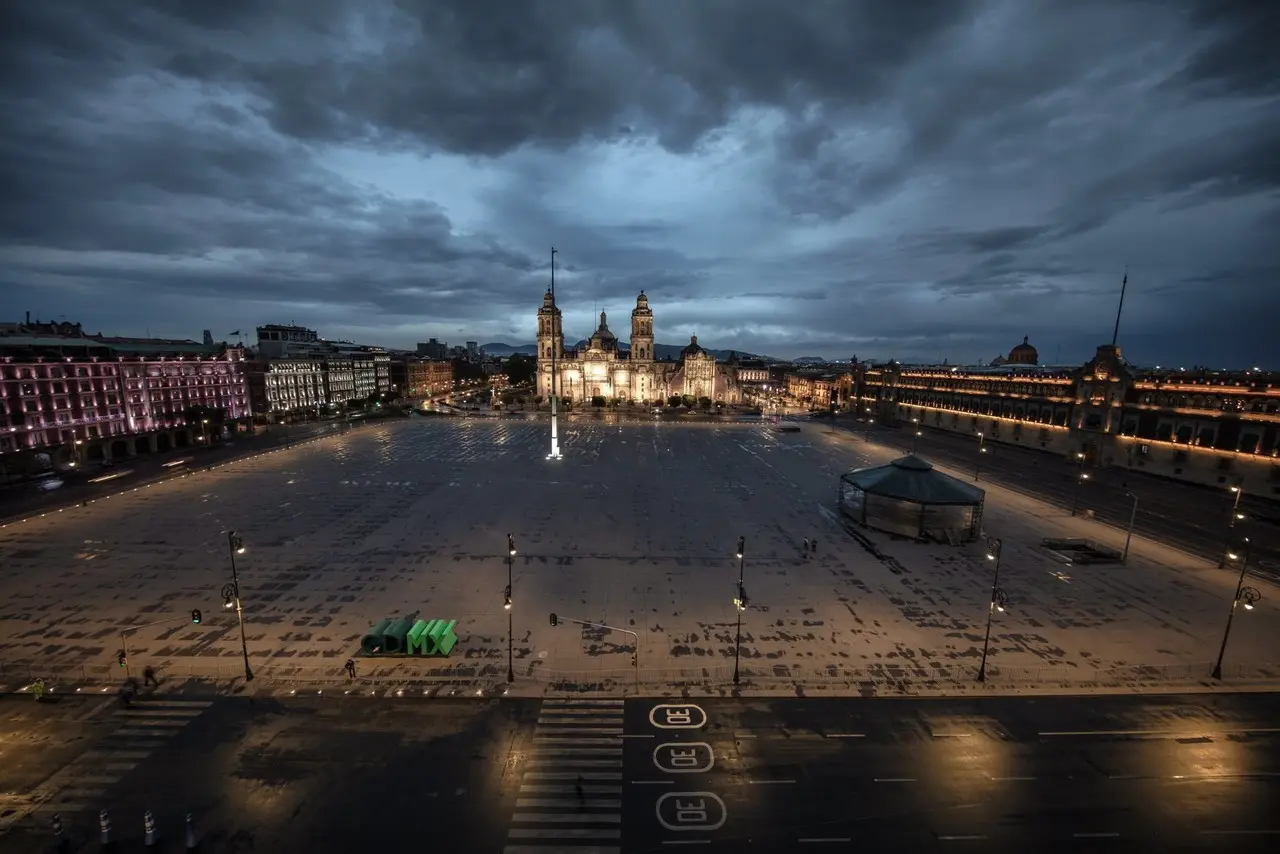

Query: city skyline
<box><xmin>1</xmin><ymin>2</ymin><xmax>1277</xmax><ymax>367</ymax></box>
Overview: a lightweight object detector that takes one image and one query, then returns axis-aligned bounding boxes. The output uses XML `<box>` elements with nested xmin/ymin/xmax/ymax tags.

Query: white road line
<box><xmin>1040</xmin><ymin>728</ymin><xmax>1280</xmax><ymax>737</ymax></box>
<box><xmin>825</xmin><ymin>733</ymin><xmax>865</xmax><ymax>739</ymax></box>
<box><xmin>504</xmin><ymin>847</ymin><xmax>620</xmax><ymax>854</ymax></box>
<box><xmin>529</xmin><ymin>748</ymin><xmax>622</xmax><ymax>756</ymax></box>
<box><xmin>990</xmin><ymin>776</ymin><xmax>1037</xmax><ymax>781</ymax></box>
<box><xmin>799</xmin><ymin>838</ymin><xmax>853</xmax><ymax>843</ymax></box>
<box><xmin>1072</xmin><ymin>832</ymin><xmax>1120</xmax><ymax>838</ymax></box>
<box><xmin>62</xmin><ymin>775</ymin><xmax>119</xmax><ymax>786</ymax></box>
<box><xmin>938</xmin><ymin>835</ymin><xmax>988</xmax><ymax>841</ymax></box>
<box><xmin>525</xmin><ymin>760</ymin><xmax>622</xmax><ymax>769</ymax></box>
<box><xmin>520</xmin><ymin>785</ymin><xmax>623</xmax><ymax>795</ymax></box>
<box><xmin>533</xmin><ymin>737</ymin><xmax>623</xmax><ymax>745</ymax></box>
<box><xmin>113</xmin><ymin>726</ymin><xmax>186</xmax><ymax>736</ymax></box>
<box><xmin>524</xmin><ymin>772</ymin><xmax>622</xmax><ymax>781</ymax></box>
<box><xmin>117</xmin><ymin>708</ymin><xmax>207</xmax><ymax>718</ymax></box>
<box><xmin>517</xmin><ymin>798</ymin><xmax>623</xmax><ymax>809</ymax></box>
<box><xmin>662</xmin><ymin>842</ymin><xmax>711</xmax><ymax>846</ymax></box>
<box><xmin>542</xmin><ymin>700</ymin><xmax>625</xmax><ymax>707</ymax></box>
<box><xmin>874</xmin><ymin>778</ymin><xmax>916</xmax><ymax>783</ymax></box>
<box><xmin>73</xmin><ymin>697</ymin><xmax>117</xmax><ymax>722</ymax></box>
<box><xmin>104</xmin><ymin>762</ymin><xmax>136</xmax><ymax>773</ymax></box>
<box><xmin>932</xmin><ymin>733</ymin><xmax>972</xmax><ymax>738</ymax></box>
<box><xmin>620</xmin><ymin>734</ymin><xmax>654</xmax><ymax>739</ymax></box>
<box><xmin>508</xmin><ymin>828</ymin><xmax>622</xmax><ymax>839</ymax></box>
<box><xmin>630</xmin><ymin>780</ymin><xmax>675</xmax><ymax>785</ymax></box>
<box><xmin>510</xmin><ymin>814</ymin><xmax>622</xmax><ymax>824</ymax></box>
<box><xmin>734</xmin><ymin>733</ymin><xmax>758</xmax><ymax>738</ymax></box>
<box><xmin>748</xmin><ymin>779</ymin><xmax>796</xmax><ymax>784</ymax></box>
<box><xmin>1200</xmin><ymin>830</ymin><xmax>1280</xmax><ymax>836</ymax></box>
<box><xmin>535</xmin><ymin>727</ymin><xmax>623</xmax><ymax>735</ymax></box>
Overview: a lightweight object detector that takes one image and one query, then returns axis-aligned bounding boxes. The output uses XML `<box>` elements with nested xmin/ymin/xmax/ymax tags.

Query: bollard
<box><xmin>99</xmin><ymin>809</ymin><xmax>112</xmax><ymax>844</ymax></box>
<box><xmin>143</xmin><ymin>809</ymin><xmax>158</xmax><ymax>846</ymax></box>
<box><xmin>185</xmin><ymin>812</ymin><xmax>198</xmax><ymax>850</ymax></box>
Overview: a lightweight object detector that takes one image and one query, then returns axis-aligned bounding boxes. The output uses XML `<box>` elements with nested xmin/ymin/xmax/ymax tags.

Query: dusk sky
<box><xmin>1</xmin><ymin>1</ymin><xmax>1277</xmax><ymax>367</ymax></box>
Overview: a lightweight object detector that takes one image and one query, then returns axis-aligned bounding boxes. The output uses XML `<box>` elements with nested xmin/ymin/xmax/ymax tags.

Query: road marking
<box><xmin>508</xmin><ymin>828</ymin><xmax>622</xmax><ymax>839</ymax></box>
<box><xmin>510</xmin><ymin>814</ymin><xmax>622</xmax><ymax>824</ymax></box>
<box><xmin>932</xmin><ymin>733</ymin><xmax>972</xmax><ymax>738</ymax></box>
<box><xmin>632</xmin><ymin>780</ymin><xmax>676</xmax><ymax>785</ymax></box>
<box><xmin>734</xmin><ymin>733</ymin><xmax>758</xmax><ymax>738</ymax></box>
<box><xmin>649</xmin><ymin>704</ymin><xmax>708</xmax><ymax>730</ymax></box>
<box><xmin>517</xmin><ymin>798</ymin><xmax>622</xmax><ymax>809</ymax></box>
<box><xmin>503</xmin><ymin>847</ymin><xmax>619</xmax><ymax>854</ymax></box>
<box><xmin>534</xmin><ymin>737</ymin><xmax>623</xmax><ymax>745</ymax></box>
<box><xmin>620</xmin><ymin>733</ymin><xmax>655</xmax><ymax>738</ymax></box>
<box><xmin>799</xmin><ymin>838</ymin><xmax>852</xmax><ymax>843</ymax></box>
<box><xmin>519</xmin><ymin>785</ymin><xmax>622</xmax><ymax>795</ymax></box>
<box><xmin>1040</xmin><ymin>728</ymin><xmax>1280</xmax><ymax>737</ymax></box>
<box><xmin>990</xmin><ymin>776</ymin><xmax>1036</xmax><ymax>781</ymax></box>
<box><xmin>525</xmin><ymin>772</ymin><xmax>622</xmax><ymax>781</ymax></box>
<box><xmin>874</xmin><ymin>778</ymin><xmax>916</xmax><ymax>783</ymax></box>
<box><xmin>747</xmin><ymin>779</ymin><xmax>795</xmax><ymax>784</ymax></box>
<box><xmin>531</xmin><ymin>747</ymin><xmax>623</xmax><ymax>756</ymax></box>
<box><xmin>938</xmin><ymin>836</ymin><xmax>988</xmax><ymax>841</ymax></box>
<box><xmin>662</xmin><ymin>842</ymin><xmax>711</xmax><ymax>846</ymax></box>
<box><xmin>1073</xmin><ymin>832</ymin><xmax>1120</xmax><ymax>838</ymax></box>
<box><xmin>1200</xmin><ymin>830</ymin><xmax>1280</xmax><ymax>836</ymax></box>
<box><xmin>536</xmin><ymin>727</ymin><xmax>623</xmax><ymax>735</ymax></box>
<box><xmin>825</xmin><ymin>733</ymin><xmax>865</xmax><ymax>739</ymax></box>
<box><xmin>525</xmin><ymin>758</ymin><xmax>622</xmax><ymax>768</ymax></box>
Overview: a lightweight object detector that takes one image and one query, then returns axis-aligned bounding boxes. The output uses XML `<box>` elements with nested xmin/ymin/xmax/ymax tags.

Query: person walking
<box><xmin>344</xmin><ymin>658</ymin><xmax>357</xmax><ymax>680</ymax></box>
<box><xmin>143</xmin><ymin>666</ymin><xmax>159</xmax><ymax>689</ymax></box>
<box><xmin>811</xmin><ymin>537</ymin><xmax>818</xmax><ymax>555</ymax></box>
<box><xmin>802</xmin><ymin>537</ymin><xmax>809</xmax><ymax>557</ymax></box>
<box><xmin>32</xmin><ymin>678</ymin><xmax>45</xmax><ymax>702</ymax></box>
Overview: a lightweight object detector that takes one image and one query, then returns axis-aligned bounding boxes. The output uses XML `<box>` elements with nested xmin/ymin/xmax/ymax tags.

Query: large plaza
<box><xmin>0</xmin><ymin>419</ymin><xmax>1274</xmax><ymax>694</ymax></box>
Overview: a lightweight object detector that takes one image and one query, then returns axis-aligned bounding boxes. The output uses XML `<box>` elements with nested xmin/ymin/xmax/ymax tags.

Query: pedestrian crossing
<box><xmin>28</xmin><ymin>697</ymin><xmax>212</xmax><ymax>818</ymax></box>
<box><xmin>505</xmin><ymin>697</ymin><xmax>624</xmax><ymax>854</ymax></box>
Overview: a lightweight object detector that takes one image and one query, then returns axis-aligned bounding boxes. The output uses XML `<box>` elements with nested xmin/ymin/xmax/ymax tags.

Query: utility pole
<box><xmin>548</xmin><ymin>247</ymin><xmax>562</xmax><ymax>460</ymax></box>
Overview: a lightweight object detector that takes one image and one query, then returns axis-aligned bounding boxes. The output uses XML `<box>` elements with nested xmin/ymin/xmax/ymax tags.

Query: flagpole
<box><xmin>1111</xmin><ymin>267</ymin><xmax>1128</xmax><ymax>347</ymax></box>
<box><xmin>548</xmin><ymin>247</ymin><xmax>561</xmax><ymax>460</ymax></box>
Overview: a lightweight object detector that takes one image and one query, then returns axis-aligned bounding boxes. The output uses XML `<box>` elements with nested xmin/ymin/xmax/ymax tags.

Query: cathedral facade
<box><xmin>535</xmin><ymin>291</ymin><xmax>740</xmax><ymax>405</ymax></box>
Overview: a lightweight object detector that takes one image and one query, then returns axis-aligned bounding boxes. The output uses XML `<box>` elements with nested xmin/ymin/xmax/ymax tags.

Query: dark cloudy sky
<box><xmin>2</xmin><ymin>1</ymin><xmax>1277</xmax><ymax>367</ymax></box>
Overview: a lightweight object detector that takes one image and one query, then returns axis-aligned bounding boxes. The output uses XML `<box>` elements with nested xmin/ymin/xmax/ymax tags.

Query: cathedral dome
<box><xmin>589</xmin><ymin>311</ymin><xmax>618</xmax><ymax>350</ymax></box>
<box><xmin>1008</xmin><ymin>335</ymin><xmax>1038</xmax><ymax>365</ymax></box>
<box><xmin>681</xmin><ymin>335</ymin><xmax>705</xmax><ymax>359</ymax></box>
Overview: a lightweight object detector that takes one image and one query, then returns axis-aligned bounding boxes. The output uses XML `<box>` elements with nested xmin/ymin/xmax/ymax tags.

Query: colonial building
<box><xmin>536</xmin><ymin>292</ymin><xmax>741</xmax><ymax>405</ymax></box>
<box><xmin>858</xmin><ymin>337</ymin><xmax>1280</xmax><ymax>496</ymax></box>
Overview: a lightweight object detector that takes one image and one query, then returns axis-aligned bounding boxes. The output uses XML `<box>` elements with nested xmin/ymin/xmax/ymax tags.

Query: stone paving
<box><xmin>0</xmin><ymin>419</ymin><xmax>1274</xmax><ymax>696</ymax></box>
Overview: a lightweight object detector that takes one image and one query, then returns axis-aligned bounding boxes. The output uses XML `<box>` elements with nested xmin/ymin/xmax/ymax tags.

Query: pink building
<box><xmin>0</xmin><ymin>321</ymin><xmax>249</xmax><ymax>467</ymax></box>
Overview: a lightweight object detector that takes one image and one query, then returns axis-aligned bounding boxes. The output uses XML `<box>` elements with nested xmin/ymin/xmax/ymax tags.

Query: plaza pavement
<box><xmin>0</xmin><ymin>419</ymin><xmax>1275</xmax><ymax>699</ymax></box>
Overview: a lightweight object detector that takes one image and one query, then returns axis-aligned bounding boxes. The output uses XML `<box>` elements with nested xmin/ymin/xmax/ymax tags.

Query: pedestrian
<box><xmin>143</xmin><ymin>666</ymin><xmax>158</xmax><ymax>688</ymax></box>
<box><xmin>576</xmin><ymin>775</ymin><xmax>585</xmax><ymax>806</ymax></box>
<box><xmin>32</xmin><ymin>678</ymin><xmax>45</xmax><ymax>702</ymax></box>
<box><xmin>345</xmin><ymin>658</ymin><xmax>356</xmax><ymax>680</ymax></box>
<box><xmin>811</xmin><ymin>537</ymin><xmax>818</xmax><ymax>555</ymax></box>
<box><xmin>802</xmin><ymin>537</ymin><xmax>809</xmax><ymax>556</ymax></box>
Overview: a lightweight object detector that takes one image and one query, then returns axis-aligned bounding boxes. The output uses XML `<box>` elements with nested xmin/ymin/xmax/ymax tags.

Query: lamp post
<box><xmin>1218</xmin><ymin>480</ymin><xmax>1246</xmax><ymax>568</ymax></box>
<box><xmin>223</xmin><ymin>531</ymin><xmax>253</xmax><ymax>682</ymax></box>
<box><xmin>1120</xmin><ymin>491</ymin><xmax>1139</xmax><ymax>564</ymax></box>
<box><xmin>1069</xmin><ymin>452</ymin><xmax>1089</xmax><ymax>516</ymax></box>
<box><xmin>547</xmin><ymin>247</ymin><xmax>562</xmax><ymax>460</ymax></box>
<box><xmin>505</xmin><ymin>533</ymin><xmax>516</xmax><ymax>683</ymax></box>
<box><xmin>1211</xmin><ymin>537</ymin><xmax>1260</xmax><ymax>680</ymax></box>
<box><xmin>976</xmin><ymin>536</ymin><xmax>1007</xmax><ymax>682</ymax></box>
<box><xmin>910</xmin><ymin>416</ymin><xmax>920</xmax><ymax>453</ymax></box>
<box><xmin>974</xmin><ymin>432</ymin><xmax>987</xmax><ymax>481</ymax></box>
<box><xmin>733</xmin><ymin>536</ymin><xmax>746</xmax><ymax>686</ymax></box>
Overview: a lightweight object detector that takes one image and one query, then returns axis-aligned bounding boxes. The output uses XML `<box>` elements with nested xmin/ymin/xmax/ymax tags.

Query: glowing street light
<box><xmin>505</xmin><ymin>533</ymin><xmax>516</xmax><ymax>683</ymax></box>
<box><xmin>1211</xmin><ymin>537</ymin><xmax>1262</xmax><ymax>680</ymax></box>
<box><xmin>733</xmin><ymin>536</ymin><xmax>747</xmax><ymax>686</ymax></box>
<box><xmin>1219</xmin><ymin>480</ymin><xmax>1247</xmax><ymax>568</ymax></box>
<box><xmin>224</xmin><ymin>531</ymin><xmax>253</xmax><ymax>682</ymax></box>
<box><xmin>1070</xmin><ymin>452</ymin><xmax>1089</xmax><ymax>516</ymax></box>
<box><xmin>976</xmin><ymin>536</ymin><xmax>1007</xmax><ymax>682</ymax></box>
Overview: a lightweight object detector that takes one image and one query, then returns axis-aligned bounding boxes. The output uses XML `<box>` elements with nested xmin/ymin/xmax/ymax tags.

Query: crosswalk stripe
<box><xmin>508</xmin><ymin>828</ymin><xmax>622</xmax><ymax>839</ymax></box>
<box><xmin>511</xmin><ymin>814</ymin><xmax>621</xmax><ymax>824</ymax></box>
<box><xmin>61</xmin><ymin>775</ymin><xmax>119</xmax><ymax>786</ymax></box>
<box><xmin>535</xmin><ymin>719</ymin><xmax>623</xmax><ymax>728</ymax></box>
<box><xmin>113</xmin><ymin>725</ymin><xmax>187</xmax><ymax>736</ymax></box>
<box><xmin>504</xmin><ymin>846</ymin><xmax>620</xmax><ymax>854</ymax></box>
<box><xmin>525</xmin><ymin>758</ymin><xmax>622</xmax><ymax>768</ymax></box>
<box><xmin>533</xmin><ymin>736</ymin><xmax>622</xmax><ymax>745</ymax></box>
<box><xmin>519</xmin><ymin>785</ymin><xmax>623</xmax><ymax>795</ymax></box>
<box><xmin>530</xmin><ymin>748</ymin><xmax>621</xmax><ymax>756</ymax></box>
<box><xmin>517</xmin><ymin>798</ymin><xmax>622</xmax><ymax>809</ymax></box>
<box><xmin>523</xmin><ymin>772</ymin><xmax>621</xmax><ymax>781</ymax></box>
<box><xmin>126</xmin><ymin>700</ymin><xmax>213</xmax><ymax>710</ymax></box>
<box><xmin>533</xmin><ymin>726</ymin><xmax>623</xmax><ymax>734</ymax></box>
<box><xmin>116</xmin><ymin>708</ymin><xmax>207</xmax><ymax>718</ymax></box>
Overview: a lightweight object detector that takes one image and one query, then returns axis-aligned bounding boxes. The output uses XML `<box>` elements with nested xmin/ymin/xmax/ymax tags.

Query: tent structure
<box><xmin>838</xmin><ymin>454</ymin><xmax>986</xmax><ymax>542</ymax></box>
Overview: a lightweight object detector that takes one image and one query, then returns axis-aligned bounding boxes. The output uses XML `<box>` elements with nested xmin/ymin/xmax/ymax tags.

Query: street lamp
<box><xmin>974</xmin><ymin>432</ymin><xmax>988</xmax><ymax>481</ymax></box>
<box><xmin>733</xmin><ymin>536</ymin><xmax>747</xmax><ymax>686</ymax></box>
<box><xmin>1069</xmin><ymin>452</ymin><xmax>1089</xmax><ymax>516</ymax></box>
<box><xmin>224</xmin><ymin>531</ymin><xmax>253</xmax><ymax>682</ymax></box>
<box><xmin>1211</xmin><ymin>537</ymin><xmax>1261</xmax><ymax>680</ymax></box>
<box><xmin>976</xmin><ymin>536</ymin><xmax>1007</xmax><ymax>682</ymax></box>
<box><xmin>1121</xmin><ymin>491</ymin><xmax>1139</xmax><ymax>564</ymax></box>
<box><xmin>1219</xmin><ymin>480</ymin><xmax>1246</xmax><ymax>568</ymax></box>
<box><xmin>506</xmin><ymin>533</ymin><xmax>516</xmax><ymax>683</ymax></box>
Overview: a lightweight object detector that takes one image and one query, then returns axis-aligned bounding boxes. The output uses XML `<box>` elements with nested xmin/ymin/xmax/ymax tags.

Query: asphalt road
<box><xmin>832</xmin><ymin>417</ymin><xmax>1280</xmax><ymax>577</ymax></box>
<box><xmin>0</xmin><ymin>418</ymin><xmax>378</xmax><ymax>525</ymax></box>
<box><xmin>2</xmin><ymin>691</ymin><xmax>1277</xmax><ymax>852</ymax></box>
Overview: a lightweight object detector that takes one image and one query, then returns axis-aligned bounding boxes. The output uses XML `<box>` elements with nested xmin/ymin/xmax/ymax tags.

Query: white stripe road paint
<box><xmin>524</xmin><ymin>772</ymin><xmax>623</xmax><ymax>781</ymax></box>
<box><xmin>536</xmin><ymin>709</ymin><xmax>625</xmax><ymax>717</ymax></box>
<box><xmin>620</xmin><ymin>733</ymin><xmax>655</xmax><ymax>739</ymax></box>
<box><xmin>519</xmin><ymin>785</ymin><xmax>623</xmax><ymax>795</ymax></box>
<box><xmin>662</xmin><ymin>842</ymin><xmax>711</xmax><ymax>846</ymax></box>
<box><xmin>120</xmin><ymin>700</ymin><xmax>213</xmax><ymax>710</ymax></box>
<box><xmin>825</xmin><ymin>733</ymin><xmax>865</xmax><ymax>739</ymax></box>
<box><xmin>1039</xmin><ymin>728</ymin><xmax>1280</xmax><ymax>737</ymax></box>
<box><xmin>508</xmin><ymin>828</ymin><xmax>622</xmax><ymax>839</ymax></box>
<box><xmin>734</xmin><ymin>733</ymin><xmax>758</xmax><ymax>738</ymax></box>
<box><xmin>938</xmin><ymin>836</ymin><xmax>988</xmax><ymax>841</ymax></box>
<box><xmin>503</xmin><ymin>847</ymin><xmax>620</xmax><ymax>854</ymax></box>
<box><xmin>631</xmin><ymin>780</ymin><xmax>676</xmax><ymax>785</ymax></box>
<box><xmin>748</xmin><ymin>779</ymin><xmax>796</xmax><ymax>785</ymax></box>
<box><xmin>516</xmin><ymin>798</ymin><xmax>623</xmax><ymax>809</ymax></box>
<box><xmin>800</xmin><ymin>839</ymin><xmax>853</xmax><ymax>844</ymax></box>
<box><xmin>541</xmin><ymin>699</ymin><xmax>625</xmax><ymax>706</ymax></box>
<box><xmin>104</xmin><ymin>762</ymin><xmax>137</xmax><ymax>773</ymax></box>
<box><xmin>990</xmin><ymin>776</ymin><xmax>1037</xmax><ymax>781</ymax></box>
<box><xmin>117</xmin><ymin>707</ymin><xmax>209</xmax><ymax>717</ymax></box>
<box><xmin>1200</xmin><ymin>830</ymin><xmax>1280</xmax><ymax>836</ymax></box>
<box><xmin>534</xmin><ymin>726</ymin><xmax>623</xmax><ymax>735</ymax></box>
<box><xmin>1073</xmin><ymin>832</ymin><xmax>1121</xmax><ymax>838</ymax></box>
<box><xmin>529</xmin><ymin>748</ymin><xmax>622</xmax><ymax>756</ymax></box>
<box><xmin>113</xmin><ymin>726</ymin><xmax>188</xmax><ymax>736</ymax></box>
<box><xmin>59</xmin><ymin>775</ymin><xmax>120</xmax><ymax>786</ymax></box>
<box><xmin>524</xmin><ymin>758</ymin><xmax>622</xmax><ymax>768</ymax></box>
<box><xmin>932</xmin><ymin>733</ymin><xmax>972</xmax><ymax>738</ymax></box>
<box><xmin>510</xmin><ymin>814</ymin><xmax>622</xmax><ymax>824</ymax></box>
<box><xmin>533</xmin><ymin>737</ymin><xmax>622</xmax><ymax>745</ymax></box>
<box><xmin>874</xmin><ymin>778</ymin><xmax>917</xmax><ymax>783</ymax></box>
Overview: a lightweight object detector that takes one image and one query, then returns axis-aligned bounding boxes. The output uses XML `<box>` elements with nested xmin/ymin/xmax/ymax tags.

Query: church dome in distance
<box><xmin>1008</xmin><ymin>335</ymin><xmax>1038</xmax><ymax>365</ymax></box>
<box><xmin>681</xmin><ymin>335</ymin><xmax>704</xmax><ymax>359</ymax></box>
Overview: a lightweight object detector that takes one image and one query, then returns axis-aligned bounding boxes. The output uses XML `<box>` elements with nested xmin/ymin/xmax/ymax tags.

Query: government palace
<box><xmin>535</xmin><ymin>290</ymin><xmax>742</xmax><ymax>405</ymax></box>
<box><xmin>853</xmin><ymin>338</ymin><xmax>1279</xmax><ymax>497</ymax></box>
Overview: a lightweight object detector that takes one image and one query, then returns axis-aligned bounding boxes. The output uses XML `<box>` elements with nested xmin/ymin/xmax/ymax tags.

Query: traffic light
<box><xmin>116</xmin><ymin>650</ymin><xmax>127</xmax><ymax>668</ymax></box>
<box><xmin>549</xmin><ymin>612</ymin><xmax>558</xmax><ymax>627</ymax></box>
<box><xmin>191</xmin><ymin>608</ymin><xmax>202</xmax><ymax>624</ymax></box>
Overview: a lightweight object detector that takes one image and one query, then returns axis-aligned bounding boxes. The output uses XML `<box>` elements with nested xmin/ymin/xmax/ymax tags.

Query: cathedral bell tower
<box><xmin>536</xmin><ymin>290</ymin><xmax>564</xmax><ymax>400</ymax></box>
<box><xmin>630</xmin><ymin>291</ymin><xmax>654</xmax><ymax>362</ymax></box>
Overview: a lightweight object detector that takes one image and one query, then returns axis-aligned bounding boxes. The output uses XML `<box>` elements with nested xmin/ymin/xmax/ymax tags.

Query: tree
<box><xmin>667</xmin><ymin>395</ymin><xmax>682</xmax><ymax>407</ymax></box>
<box><xmin>504</xmin><ymin>354</ymin><xmax>536</xmax><ymax>385</ymax></box>
<box><xmin>591</xmin><ymin>395</ymin><xmax>606</xmax><ymax>408</ymax></box>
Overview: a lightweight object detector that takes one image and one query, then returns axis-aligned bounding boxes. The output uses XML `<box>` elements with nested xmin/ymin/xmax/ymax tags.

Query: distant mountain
<box><xmin>483</xmin><ymin>340</ymin><xmax>774</xmax><ymax>362</ymax></box>
<box><xmin>792</xmin><ymin>356</ymin><xmax>829</xmax><ymax>365</ymax></box>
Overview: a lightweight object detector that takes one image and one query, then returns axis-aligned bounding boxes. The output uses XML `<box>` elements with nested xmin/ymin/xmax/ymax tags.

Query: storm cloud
<box><xmin>1</xmin><ymin>0</ymin><xmax>1276</xmax><ymax>365</ymax></box>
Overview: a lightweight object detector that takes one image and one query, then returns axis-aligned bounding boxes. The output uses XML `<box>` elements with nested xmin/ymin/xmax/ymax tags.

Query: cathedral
<box><xmin>535</xmin><ymin>291</ymin><xmax>741</xmax><ymax>405</ymax></box>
